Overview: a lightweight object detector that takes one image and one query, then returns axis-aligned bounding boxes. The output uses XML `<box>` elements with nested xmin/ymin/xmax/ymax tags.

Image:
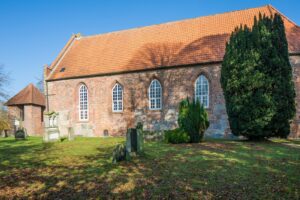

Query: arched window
<box><xmin>112</xmin><ymin>83</ymin><xmax>123</xmax><ymax>112</ymax></box>
<box><xmin>79</xmin><ymin>84</ymin><xmax>88</xmax><ymax>120</ymax></box>
<box><xmin>149</xmin><ymin>79</ymin><xmax>162</xmax><ymax>110</ymax></box>
<box><xmin>195</xmin><ymin>75</ymin><xmax>209</xmax><ymax>108</ymax></box>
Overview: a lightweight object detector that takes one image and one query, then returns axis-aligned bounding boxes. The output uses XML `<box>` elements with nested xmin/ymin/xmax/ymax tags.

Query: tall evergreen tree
<box><xmin>268</xmin><ymin>14</ymin><xmax>296</xmax><ymax>138</ymax></box>
<box><xmin>221</xmin><ymin>14</ymin><xmax>295</xmax><ymax>139</ymax></box>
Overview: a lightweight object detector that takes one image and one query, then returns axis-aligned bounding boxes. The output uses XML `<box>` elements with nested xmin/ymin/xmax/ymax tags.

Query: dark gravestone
<box><xmin>113</xmin><ymin>127</ymin><xmax>144</xmax><ymax>163</ymax></box>
<box><xmin>137</xmin><ymin>128</ymin><xmax>144</xmax><ymax>152</ymax></box>
<box><xmin>15</xmin><ymin>129</ymin><xmax>26</xmax><ymax>140</ymax></box>
<box><xmin>130</xmin><ymin>129</ymin><xmax>137</xmax><ymax>152</ymax></box>
<box><xmin>126</xmin><ymin>128</ymin><xmax>135</xmax><ymax>154</ymax></box>
<box><xmin>126</xmin><ymin>128</ymin><xmax>143</xmax><ymax>156</ymax></box>
<box><xmin>103</xmin><ymin>129</ymin><xmax>109</xmax><ymax>137</ymax></box>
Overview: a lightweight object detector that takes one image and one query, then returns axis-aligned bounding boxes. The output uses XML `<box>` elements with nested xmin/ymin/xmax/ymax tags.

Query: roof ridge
<box><xmin>48</xmin><ymin>35</ymin><xmax>76</xmax><ymax>70</ymax></box>
<box><xmin>5</xmin><ymin>84</ymin><xmax>45</xmax><ymax>107</ymax></box>
<box><xmin>5</xmin><ymin>85</ymin><xmax>27</xmax><ymax>105</ymax></box>
<box><xmin>47</xmin><ymin>36</ymin><xmax>76</xmax><ymax>80</ymax></box>
<box><xmin>267</xmin><ymin>4</ymin><xmax>298</xmax><ymax>26</ymax></box>
<box><xmin>30</xmin><ymin>83</ymin><xmax>34</xmax><ymax>105</ymax></box>
<box><xmin>81</xmin><ymin>4</ymin><xmax>272</xmax><ymax>39</ymax></box>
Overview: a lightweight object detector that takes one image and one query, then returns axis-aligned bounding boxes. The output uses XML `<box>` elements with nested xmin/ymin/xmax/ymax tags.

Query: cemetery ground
<box><xmin>0</xmin><ymin>137</ymin><xmax>299</xmax><ymax>199</ymax></box>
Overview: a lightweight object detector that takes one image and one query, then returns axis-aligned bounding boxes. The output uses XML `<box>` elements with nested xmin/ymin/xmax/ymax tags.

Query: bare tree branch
<box><xmin>0</xmin><ymin>65</ymin><xmax>10</xmax><ymax>101</ymax></box>
<box><xmin>35</xmin><ymin>73</ymin><xmax>44</xmax><ymax>93</ymax></box>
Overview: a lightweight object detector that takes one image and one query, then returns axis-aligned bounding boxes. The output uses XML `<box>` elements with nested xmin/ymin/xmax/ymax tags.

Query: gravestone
<box><xmin>137</xmin><ymin>128</ymin><xmax>144</xmax><ymax>152</ymax></box>
<box><xmin>15</xmin><ymin>129</ymin><xmax>27</xmax><ymax>140</ymax></box>
<box><xmin>126</xmin><ymin>127</ymin><xmax>144</xmax><ymax>156</ymax></box>
<box><xmin>44</xmin><ymin>113</ymin><xmax>60</xmax><ymax>142</ymax></box>
<box><xmin>131</xmin><ymin>129</ymin><xmax>137</xmax><ymax>152</ymax></box>
<box><xmin>112</xmin><ymin>126</ymin><xmax>144</xmax><ymax>163</ymax></box>
<box><xmin>68</xmin><ymin>127</ymin><xmax>75</xmax><ymax>141</ymax></box>
<box><xmin>103</xmin><ymin>129</ymin><xmax>109</xmax><ymax>137</ymax></box>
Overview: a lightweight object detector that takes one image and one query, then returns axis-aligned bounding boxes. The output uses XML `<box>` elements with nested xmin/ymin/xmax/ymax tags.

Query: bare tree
<box><xmin>35</xmin><ymin>73</ymin><xmax>44</xmax><ymax>93</ymax></box>
<box><xmin>0</xmin><ymin>65</ymin><xmax>9</xmax><ymax>101</ymax></box>
<box><xmin>0</xmin><ymin>65</ymin><xmax>10</xmax><ymax>136</ymax></box>
<box><xmin>0</xmin><ymin>106</ymin><xmax>10</xmax><ymax>137</ymax></box>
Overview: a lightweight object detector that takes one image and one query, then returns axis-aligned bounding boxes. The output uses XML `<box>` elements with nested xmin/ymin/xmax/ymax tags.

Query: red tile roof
<box><xmin>5</xmin><ymin>84</ymin><xmax>45</xmax><ymax>107</ymax></box>
<box><xmin>46</xmin><ymin>5</ymin><xmax>300</xmax><ymax>81</ymax></box>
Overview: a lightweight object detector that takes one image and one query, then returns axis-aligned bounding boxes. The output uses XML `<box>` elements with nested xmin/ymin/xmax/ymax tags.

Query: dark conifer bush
<box><xmin>178</xmin><ymin>98</ymin><xmax>209</xmax><ymax>143</ymax></box>
<box><xmin>221</xmin><ymin>14</ymin><xmax>295</xmax><ymax>139</ymax></box>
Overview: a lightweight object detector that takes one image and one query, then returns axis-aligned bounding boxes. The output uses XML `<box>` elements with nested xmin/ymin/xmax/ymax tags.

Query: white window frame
<box><xmin>195</xmin><ymin>75</ymin><xmax>209</xmax><ymax>108</ymax></box>
<box><xmin>148</xmin><ymin>79</ymin><xmax>162</xmax><ymax>110</ymax></box>
<box><xmin>112</xmin><ymin>83</ymin><xmax>123</xmax><ymax>112</ymax></box>
<box><xmin>79</xmin><ymin>84</ymin><xmax>89</xmax><ymax>121</ymax></box>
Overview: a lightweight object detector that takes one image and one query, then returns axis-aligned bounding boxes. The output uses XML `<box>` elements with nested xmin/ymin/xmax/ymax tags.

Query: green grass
<box><xmin>0</xmin><ymin>137</ymin><xmax>300</xmax><ymax>199</ymax></box>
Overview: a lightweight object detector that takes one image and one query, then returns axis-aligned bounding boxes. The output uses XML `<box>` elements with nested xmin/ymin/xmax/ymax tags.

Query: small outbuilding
<box><xmin>5</xmin><ymin>84</ymin><xmax>46</xmax><ymax>136</ymax></box>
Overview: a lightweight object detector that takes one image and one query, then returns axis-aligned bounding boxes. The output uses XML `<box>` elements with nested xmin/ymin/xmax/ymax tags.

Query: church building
<box><xmin>44</xmin><ymin>5</ymin><xmax>300</xmax><ymax>137</ymax></box>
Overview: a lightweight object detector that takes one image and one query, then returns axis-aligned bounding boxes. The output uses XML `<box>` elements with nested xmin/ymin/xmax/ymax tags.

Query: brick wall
<box><xmin>47</xmin><ymin>56</ymin><xmax>300</xmax><ymax>138</ymax></box>
<box><xmin>8</xmin><ymin>105</ymin><xmax>44</xmax><ymax>136</ymax></box>
<box><xmin>7</xmin><ymin>106</ymin><xmax>20</xmax><ymax>134</ymax></box>
<box><xmin>47</xmin><ymin>63</ymin><xmax>229</xmax><ymax>137</ymax></box>
<box><xmin>290</xmin><ymin>55</ymin><xmax>300</xmax><ymax>138</ymax></box>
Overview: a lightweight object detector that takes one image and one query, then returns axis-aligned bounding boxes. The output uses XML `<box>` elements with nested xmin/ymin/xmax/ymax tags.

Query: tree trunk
<box><xmin>4</xmin><ymin>130</ymin><xmax>8</xmax><ymax>137</ymax></box>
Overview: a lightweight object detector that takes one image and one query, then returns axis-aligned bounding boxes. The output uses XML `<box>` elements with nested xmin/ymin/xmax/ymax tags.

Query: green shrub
<box><xmin>164</xmin><ymin>128</ymin><xmax>190</xmax><ymax>144</ymax></box>
<box><xmin>15</xmin><ymin>129</ymin><xmax>26</xmax><ymax>140</ymax></box>
<box><xmin>112</xmin><ymin>143</ymin><xmax>129</xmax><ymax>163</ymax></box>
<box><xmin>178</xmin><ymin>98</ymin><xmax>210</xmax><ymax>143</ymax></box>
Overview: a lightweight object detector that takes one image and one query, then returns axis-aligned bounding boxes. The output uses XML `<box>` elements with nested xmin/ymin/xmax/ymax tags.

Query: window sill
<box><xmin>78</xmin><ymin>120</ymin><xmax>89</xmax><ymax>123</ymax></box>
<box><xmin>205</xmin><ymin>107</ymin><xmax>211</xmax><ymax>112</ymax></box>
<box><xmin>149</xmin><ymin>108</ymin><xmax>162</xmax><ymax>111</ymax></box>
<box><xmin>112</xmin><ymin>111</ymin><xmax>123</xmax><ymax>114</ymax></box>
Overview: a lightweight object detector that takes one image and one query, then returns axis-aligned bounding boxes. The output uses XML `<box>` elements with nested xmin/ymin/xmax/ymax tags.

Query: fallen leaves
<box><xmin>0</xmin><ymin>137</ymin><xmax>299</xmax><ymax>199</ymax></box>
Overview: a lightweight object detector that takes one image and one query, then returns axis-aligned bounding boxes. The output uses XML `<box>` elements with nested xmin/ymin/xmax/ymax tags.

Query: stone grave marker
<box><xmin>44</xmin><ymin>112</ymin><xmax>60</xmax><ymax>142</ymax></box>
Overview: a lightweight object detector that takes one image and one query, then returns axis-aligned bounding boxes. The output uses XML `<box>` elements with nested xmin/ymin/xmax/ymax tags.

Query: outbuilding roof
<box><xmin>46</xmin><ymin>5</ymin><xmax>300</xmax><ymax>81</ymax></box>
<box><xmin>5</xmin><ymin>84</ymin><xmax>46</xmax><ymax>107</ymax></box>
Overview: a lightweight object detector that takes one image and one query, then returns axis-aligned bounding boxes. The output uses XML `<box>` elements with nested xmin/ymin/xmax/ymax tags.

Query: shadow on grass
<box><xmin>0</xmin><ymin>137</ymin><xmax>299</xmax><ymax>199</ymax></box>
<box><xmin>0</xmin><ymin>138</ymin><xmax>55</xmax><ymax>169</ymax></box>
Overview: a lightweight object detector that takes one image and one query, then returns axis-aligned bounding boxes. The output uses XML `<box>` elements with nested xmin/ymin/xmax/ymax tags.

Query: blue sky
<box><xmin>0</xmin><ymin>0</ymin><xmax>299</xmax><ymax>96</ymax></box>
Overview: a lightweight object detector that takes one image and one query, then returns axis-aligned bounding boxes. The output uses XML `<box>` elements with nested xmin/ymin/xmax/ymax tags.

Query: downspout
<box><xmin>43</xmin><ymin>64</ymin><xmax>50</xmax><ymax>112</ymax></box>
<box><xmin>46</xmin><ymin>81</ymin><xmax>49</xmax><ymax>112</ymax></box>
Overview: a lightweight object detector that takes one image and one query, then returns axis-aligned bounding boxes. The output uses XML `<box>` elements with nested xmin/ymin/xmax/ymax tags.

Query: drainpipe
<box><xmin>46</xmin><ymin>81</ymin><xmax>49</xmax><ymax>112</ymax></box>
<box><xmin>43</xmin><ymin>64</ymin><xmax>50</xmax><ymax>112</ymax></box>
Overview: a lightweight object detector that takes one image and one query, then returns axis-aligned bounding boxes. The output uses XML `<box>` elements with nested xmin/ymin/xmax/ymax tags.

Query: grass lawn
<box><xmin>0</xmin><ymin>137</ymin><xmax>300</xmax><ymax>199</ymax></box>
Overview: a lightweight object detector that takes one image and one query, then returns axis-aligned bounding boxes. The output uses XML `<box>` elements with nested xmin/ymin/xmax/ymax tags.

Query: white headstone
<box><xmin>49</xmin><ymin>132</ymin><xmax>59</xmax><ymax>140</ymax></box>
<box><xmin>14</xmin><ymin>119</ymin><xmax>20</xmax><ymax>126</ymax></box>
<box><xmin>49</xmin><ymin>117</ymin><xmax>54</xmax><ymax>127</ymax></box>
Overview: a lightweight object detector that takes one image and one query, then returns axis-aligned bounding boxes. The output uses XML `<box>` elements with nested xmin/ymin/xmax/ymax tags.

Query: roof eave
<box><xmin>45</xmin><ymin>60</ymin><xmax>223</xmax><ymax>82</ymax></box>
<box><xmin>5</xmin><ymin>103</ymin><xmax>46</xmax><ymax>107</ymax></box>
<box><xmin>46</xmin><ymin>51</ymin><xmax>300</xmax><ymax>82</ymax></box>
